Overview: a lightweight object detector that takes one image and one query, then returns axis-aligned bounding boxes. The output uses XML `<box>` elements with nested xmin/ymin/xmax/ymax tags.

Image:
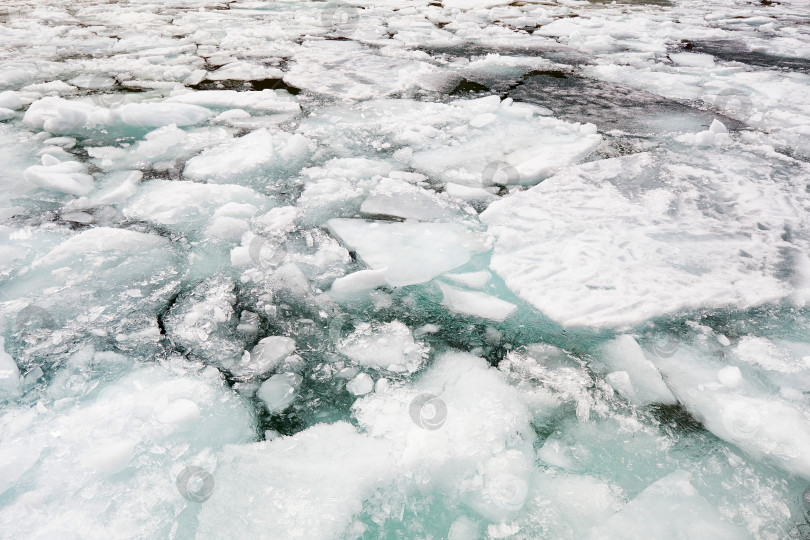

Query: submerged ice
<box><xmin>1</xmin><ymin>0</ymin><xmax>810</xmax><ymax>538</ymax></box>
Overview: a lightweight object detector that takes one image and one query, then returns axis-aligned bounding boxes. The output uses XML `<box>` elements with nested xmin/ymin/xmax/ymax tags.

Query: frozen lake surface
<box><xmin>1</xmin><ymin>0</ymin><xmax>810</xmax><ymax>538</ymax></box>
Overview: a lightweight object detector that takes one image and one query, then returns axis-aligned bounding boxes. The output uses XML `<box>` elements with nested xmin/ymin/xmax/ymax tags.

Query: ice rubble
<box><xmin>298</xmin><ymin>96</ymin><xmax>601</xmax><ymax>187</ymax></box>
<box><xmin>123</xmin><ymin>179</ymin><xmax>266</xmax><ymax>239</ymax></box>
<box><xmin>183</xmin><ymin>128</ymin><xmax>312</xmax><ymax>184</ymax></box>
<box><xmin>653</xmin><ymin>344</ymin><xmax>810</xmax><ymax>482</ymax></box>
<box><xmin>200</xmin><ymin>351</ymin><xmax>537</xmax><ymax>538</ymax></box>
<box><xmin>0</xmin><ymin>353</ymin><xmax>254</xmax><ymax>539</ymax></box>
<box><xmin>2</xmin><ymin>0</ymin><xmax>810</xmax><ymax>537</ymax></box>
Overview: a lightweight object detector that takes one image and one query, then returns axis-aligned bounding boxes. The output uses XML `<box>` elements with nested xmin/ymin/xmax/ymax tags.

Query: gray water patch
<box><xmin>679</xmin><ymin>40</ymin><xmax>810</xmax><ymax>74</ymax></box>
<box><xmin>508</xmin><ymin>71</ymin><xmax>747</xmax><ymax>135</ymax></box>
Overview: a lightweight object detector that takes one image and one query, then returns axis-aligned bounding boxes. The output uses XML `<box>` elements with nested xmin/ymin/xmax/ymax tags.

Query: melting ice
<box><xmin>1</xmin><ymin>0</ymin><xmax>810</xmax><ymax>538</ymax></box>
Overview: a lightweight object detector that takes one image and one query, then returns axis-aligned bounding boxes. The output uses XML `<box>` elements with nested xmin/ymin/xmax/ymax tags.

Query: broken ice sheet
<box><xmin>482</xmin><ymin>144</ymin><xmax>810</xmax><ymax>328</ymax></box>
<box><xmin>2</xmin><ymin>227</ymin><xmax>183</xmax><ymax>369</ymax></box>
<box><xmin>2</xmin><ymin>0</ymin><xmax>810</xmax><ymax>537</ymax></box>
<box><xmin>0</xmin><ymin>356</ymin><xmax>255</xmax><ymax>539</ymax></box>
<box><xmin>297</xmin><ymin>95</ymin><xmax>601</xmax><ymax>188</ymax></box>
<box><xmin>327</xmin><ymin>218</ymin><xmax>489</xmax><ymax>287</ymax></box>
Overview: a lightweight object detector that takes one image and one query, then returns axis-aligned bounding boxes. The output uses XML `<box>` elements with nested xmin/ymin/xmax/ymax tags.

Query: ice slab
<box><xmin>297</xmin><ymin>96</ymin><xmax>601</xmax><ymax>187</ymax></box>
<box><xmin>337</xmin><ymin>321</ymin><xmax>427</xmax><ymax>374</ymax></box>
<box><xmin>24</xmin><ymin>154</ymin><xmax>94</xmax><ymax>196</ymax></box>
<box><xmin>327</xmin><ymin>218</ymin><xmax>488</xmax><ymax>287</ymax></box>
<box><xmin>183</xmin><ymin>128</ymin><xmax>312</xmax><ymax>184</ymax></box>
<box><xmin>0</xmin><ymin>360</ymin><xmax>254</xmax><ymax>538</ymax></box>
<box><xmin>585</xmin><ymin>470</ymin><xmax>752</xmax><ymax>540</ymax></box>
<box><xmin>257</xmin><ymin>373</ymin><xmax>302</xmax><ymax>413</ymax></box>
<box><xmin>247</xmin><ymin>336</ymin><xmax>297</xmax><ymax>378</ymax></box>
<box><xmin>353</xmin><ymin>350</ymin><xmax>536</xmax><ymax>523</ymax></box>
<box><xmin>360</xmin><ymin>178</ymin><xmax>456</xmax><ymax>221</ymax></box>
<box><xmin>162</xmin><ymin>275</ymin><xmax>245</xmax><ymax>375</ymax></box>
<box><xmin>3</xmin><ymin>226</ymin><xmax>182</xmax><ymax>366</ymax></box>
<box><xmin>196</xmin><ymin>422</ymin><xmax>396</xmax><ymax>540</ymax></box>
<box><xmin>165</xmin><ymin>89</ymin><xmax>300</xmax><ymax>114</ymax></box>
<box><xmin>285</xmin><ymin>42</ymin><xmax>439</xmax><ymax>100</ymax></box>
<box><xmin>23</xmin><ymin>96</ymin><xmax>212</xmax><ymax>135</ymax></box>
<box><xmin>437</xmin><ymin>282</ymin><xmax>517</xmax><ymax>322</ymax></box>
<box><xmin>88</xmin><ymin>125</ymin><xmax>233</xmax><ymax>172</ymax></box>
<box><xmin>653</xmin><ymin>347</ymin><xmax>810</xmax><ymax>481</ymax></box>
<box><xmin>123</xmin><ymin>179</ymin><xmax>265</xmax><ymax>239</ymax></box>
<box><xmin>596</xmin><ymin>335</ymin><xmax>676</xmax><ymax>405</ymax></box>
<box><xmin>482</xmin><ymin>148</ymin><xmax>810</xmax><ymax>328</ymax></box>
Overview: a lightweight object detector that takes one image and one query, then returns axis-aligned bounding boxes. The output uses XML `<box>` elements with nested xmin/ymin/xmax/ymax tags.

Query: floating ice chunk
<box><xmin>33</xmin><ymin>227</ymin><xmax>167</xmax><ymax>268</ymax></box>
<box><xmin>286</xmin><ymin>42</ymin><xmax>439</xmax><ymax>100</ymax></box>
<box><xmin>123</xmin><ymin>179</ymin><xmax>262</xmax><ymax>237</ymax></box>
<box><xmin>23</xmin><ymin>97</ymin><xmax>100</xmax><ymax>134</ymax></box>
<box><xmin>448</xmin><ymin>516</ymin><xmax>480</xmax><ymax>540</ymax></box>
<box><xmin>247</xmin><ymin>336</ymin><xmax>297</xmax><ymax>377</ymax></box>
<box><xmin>731</xmin><ymin>337</ymin><xmax>810</xmax><ymax>391</ymax></box>
<box><xmin>257</xmin><ymin>373</ymin><xmax>303</xmax><ymax>413</ymax></box>
<box><xmin>92</xmin><ymin>170</ymin><xmax>142</xmax><ymax>204</ymax></box>
<box><xmin>165</xmin><ymin>89</ymin><xmax>300</xmax><ymax>114</ymax></box>
<box><xmin>296</xmin><ymin>158</ymin><xmax>396</xmax><ymax>225</ymax></box>
<box><xmin>678</xmin><ymin>121</ymin><xmax>732</xmax><ymax>146</ymax></box>
<box><xmin>196</xmin><ymin>422</ymin><xmax>396</xmax><ymax>540</ymax></box>
<box><xmin>654</xmin><ymin>349</ymin><xmax>810</xmax><ymax>481</ymax></box>
<box><xmin>113</xmin><ymin>102</ymin><xmax>211</xmax><ymax>128</ymax></box>
<box><xmin>338</xmin><ymin>321</ymin><xmax>427</xmax><ymax>374</ymax></box>
<box><xmin>437</xmin><ymin>282</ymin><xmax>517</xmax><ymax>322</ymax></box>
<box><xmin>183</xmin><ymin>128</ymin><xmax>312</xmax><ymax>184</ymax></box>
<box><xmin>717</xmin><ymin>365</ymin><xmax>744</xmax><ymax>388</ymax></box>
<box><xmin>24</xmin><ymin>96</ymin><xmax>211</xmax><ymax>134</ymax></box>
<box><xmin>444</xmin><ymin>182</ymin><xmax>498</xmax><ymax>204</ymax></box>
<box><xmin>69</xmin><ymin>75</ymin><xmax>115</xmax><ymax>89</ymax></box>
<box><xmin>207</xmin><ymin>61</ymin><xmax>283</xmax><ymax>82</ymax></box>
<box><xmin>354</xmin><ymin>350</ymin><xmax>535</xmax><ymax>522</ymax></box>
<box><xmin>481</xmin><ymin>149</ymin><xmax>810</xmax><ymax>328</ymax></box>
<box><xmin>346</xmin><ymin>373</ymin><xmax>374</xmax><ymax>396</ymax></box>
<box><xmin>597</xmin><ymin>336</ymin><xmax>676</xmax><ymax>405</ymax></box>
<box><xmin>214</xmin><ymin>109</ymin><xmax>250</xmax><ymax>123</ymax></box>
<box><xmin>0</xmin><ymin>91</ymin><xmax>22</xmax><ymax>110</ymax></box>
<box><xmin>0</xmin><ymin>363</ymin><xmax>254</xmax><ymax>538</ymax></box>
<box><xmin>670</xmin><ymin>52</ymin><xmax>716</xmax><ymax>68</ymax></box>
<box><xmin>0</xmin><ymin>338</ymin><xmax>20</xmax><ymax>399</ymax></box>
<box><xmin>709</xmin><ymin>119</ymin><xmax>728</xmax><ymax>134</ymax></box>
<box><xmin>444</xmin><ymin>0</ymin><xmax>512</xmax><ymax>7</ymax></box>
<box><xmin>24</xmin><ymin>155</ymin><xmax>94</xmax><ymax>196</ymax></box>
<box><xmin>43</xmin><ymin>136</ymin><xmax>76</xmax><ymax>148</ymax></box>
<box><xmin>162</xmin><ymin>275</ymin><xmax>245</xmax><ymax>374</ymax></box>
<box><xmin>522</xmin><ymin>471</ymin><xmax>623</xmax><ymax>537</ymax></box>
<box><xmin>499</xmin><ymin>343</ymin><xmax>595</xmax><ymax>422</ymax></box>
<box><xmin>360</xmin><ymin>178</ymin><xmax>452</xmax><ymax>221</ymax></box>
<box><xmin>0</xmin><ymin>108</ymin><xmax>14</xmax><ymax>121</ymax></box>
<box><xmin>585</xmin><ymin>471</ymin><xmax>751</xmax><ymax>540</ymax></box>
<box><xmin>329</xmin><ymin>267</ymin><xmax>388</xmax><ymax>297</ymax></box>
<box><xmin>327</xmin><ymin>219</ymin><xmax>487</xmax><ymax>287</ymax></box>
<box><xmin>299</xmin><ymin>97</ymin><xmax>601</xmax><ymax>187</ymax></box>
<box><xmin>5</xmin><ymin>226</ymin><xmax>180</xmax><ymax>360</ymax></box>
